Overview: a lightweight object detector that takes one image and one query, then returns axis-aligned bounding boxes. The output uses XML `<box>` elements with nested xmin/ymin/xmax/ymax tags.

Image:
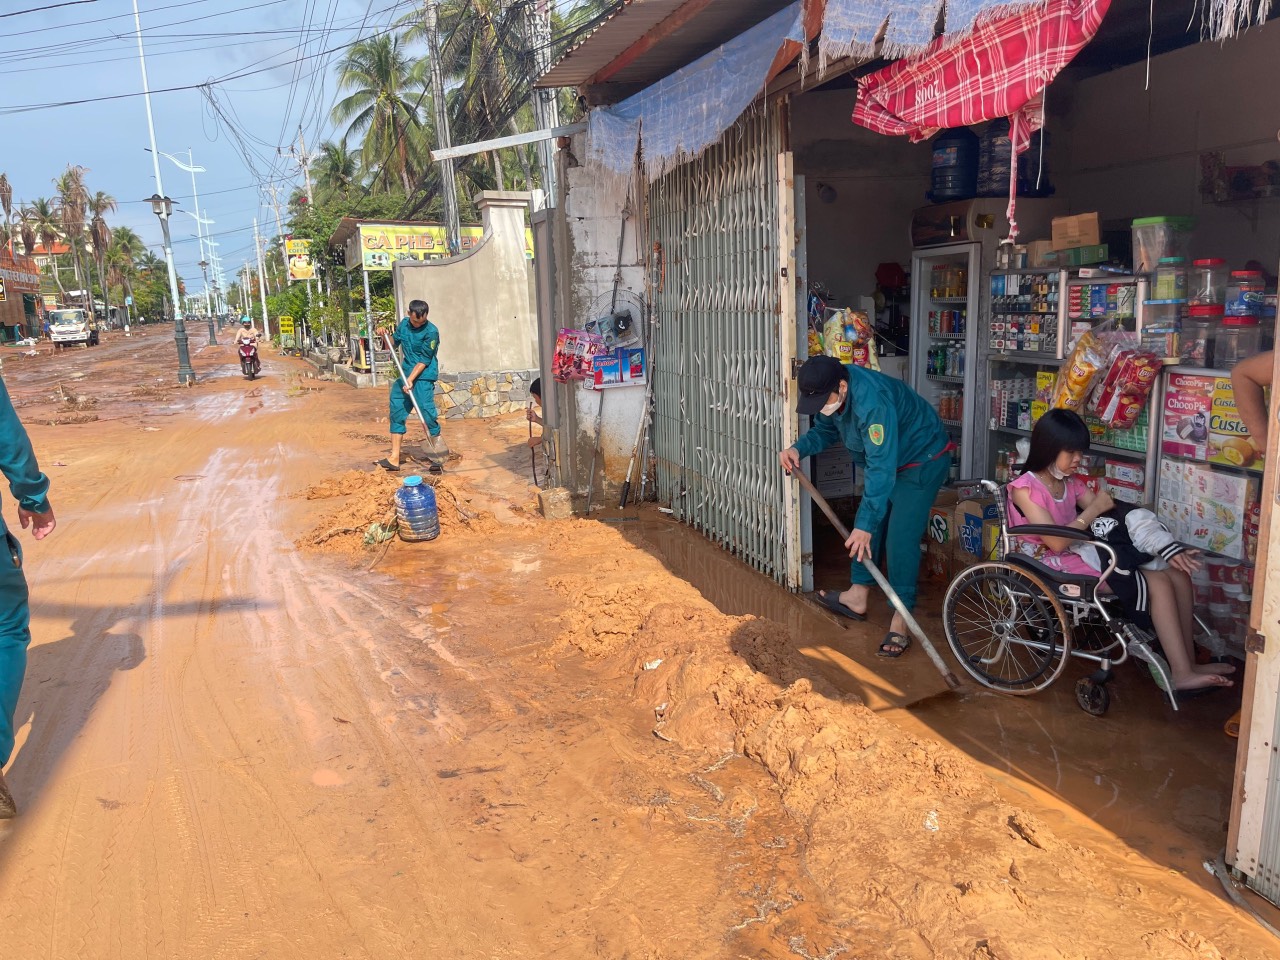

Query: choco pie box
<box><xmin>1162</xmin><ymin>373</ymin><xmax>1214</xmax><ymax>460</ymax></box>
<box><xmin>1209</xmin><ymin>377</ymin><xmax>1265</xmax><ymax>470</ymax></box>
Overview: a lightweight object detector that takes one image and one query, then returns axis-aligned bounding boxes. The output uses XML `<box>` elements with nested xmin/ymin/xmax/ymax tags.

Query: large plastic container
<box><xmin>977</xmin><ymin>119</ymin><xmax>1011</xmax><ymax>197</ymax></box>
<box><xmin>1191</xmin><ymin>258</ymin><xmax>1228</xmax><ymax>306</ymax></box>
<box><xmin>1131</xmin><ymin>216</ymin><xmax>1194</xmax><ymax>273</ymax></box>
<box><xmin>1216</xmin><ymin>315</ymin><xmax>1260</xmax><ymax>367</ymax></box>
<box><xmin>1153</xmin><ymin>257</ymin><xmax>1187</xmax><ymax>301</ymax></box>
<box><xmin>1226</xmin><ymin>270</ymin><xmax>1266</xmax><ymax>318</ymax></box>
<box><xmin>931</xmin><ymin>128</ymin><xmax>979</xmax><ymax>202</ymax></box>
<box><xmin>395</xmin><ymin>475</ymin><xmax>441</xmax><ymax>542</ymax></box>
<box><xmin>1181</xmin><ymin>304</ymin><xmax>1221</xmax><ymax>366</ymax></box>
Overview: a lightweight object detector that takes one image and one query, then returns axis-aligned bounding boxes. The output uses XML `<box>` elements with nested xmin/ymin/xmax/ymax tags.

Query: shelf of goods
<box><xmin>982</xmin><ymin>268</ymin><xmax>1159</xmax><ymax>501</ymax></box>
<box><xmin>919</xmin><ymin>267</ymin><xmax>973</xmax><ymax>480</ymax></box>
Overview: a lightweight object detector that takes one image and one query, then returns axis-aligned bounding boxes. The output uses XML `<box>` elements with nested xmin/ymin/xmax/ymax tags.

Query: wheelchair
<box><xmin>940</xmin><ymin>480</ymin><xmax>1215</xmax><ymax>716</ymax></box>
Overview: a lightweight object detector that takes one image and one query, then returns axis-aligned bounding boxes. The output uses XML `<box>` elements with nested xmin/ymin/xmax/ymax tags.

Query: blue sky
<box><xmin>0</xmin><ymin>0</ymin><xmax>419</xmax><ymax>293</ymax></box>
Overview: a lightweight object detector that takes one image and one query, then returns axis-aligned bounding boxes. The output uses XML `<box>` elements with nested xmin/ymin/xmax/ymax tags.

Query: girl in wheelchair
<box><xmin>1007</xmin><ymin>409</ymin><xmax>1234</xmax><ymax>693</ymax></box>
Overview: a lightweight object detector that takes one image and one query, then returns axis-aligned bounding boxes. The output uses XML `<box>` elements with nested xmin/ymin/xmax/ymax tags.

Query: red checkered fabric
<box><xmin>852</xmin><ymin>0</ymin><xmax>1111</xmax><ymax>236</ymax></box>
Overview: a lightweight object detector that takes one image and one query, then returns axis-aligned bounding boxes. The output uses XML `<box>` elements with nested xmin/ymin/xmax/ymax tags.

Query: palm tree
<box><xmin>87</xmin><ymin>189</ymin><xmax>116</xmax><ymax>317</ymax></box>
<box><xmin>332</xmin><ymin>34</ymin><xmax>427</xmax><ymax>194</ymax></box>
<box><xmin>23</xmin><ymin>197</ymin><xmax>66</xmax><ymax>296</ymax></box>
<box><xmin>313</xmin><ymin>139</ymin><xmax>362</xmax><ymax>205</ymax></box>
<box><xmin>106</xmin><ymin>226</ymin><xmax>145</xmax><ymax>315</ymax></box>
<box><xmin>0</xmin><ymin>173</ymin><xmax>11</xmax><ymax>253</ymax></box>
<box><xmin>54</xmin><ymin>165</ymin><xmax>91</xmax><ymax>303</ymax></box>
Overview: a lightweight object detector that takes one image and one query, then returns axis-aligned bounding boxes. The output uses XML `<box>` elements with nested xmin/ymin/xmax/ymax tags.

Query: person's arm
<box><xmin>0</xmin><ymin>379</ymin><xmax>54</xmax><ymax>540</ymax></box>
<box><xmin>850</xmin><ymin>398</ymin><xmax>899</xmax><ymax>536</ymax></box>
<box><xmin>1013</xmin><ymin>482</ymin><xmax>1112</xmax><ymax>554</ymax></box>
<box><xmin>1232</xmin><ymin>350</ymin><xmax>1273</xmax><ymax>449</ymax></box>
<box><xmin>790</xmin><ymin>415</ymin><xmax>841</xmax><ymax>461</ymax></box>
<box><xmin>404</xmin><ymin>362</ymin><xmax>427</xmax><ymax>386</ymax></box>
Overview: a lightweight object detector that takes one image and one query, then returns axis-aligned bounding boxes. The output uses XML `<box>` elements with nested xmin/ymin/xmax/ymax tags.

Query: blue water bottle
<box><xmin>395</xmin><ymin>475</ymin><xmax>441</xmax><ymax>542</ymax></box>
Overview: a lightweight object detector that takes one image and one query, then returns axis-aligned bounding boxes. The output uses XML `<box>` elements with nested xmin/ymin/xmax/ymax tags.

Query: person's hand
<box><xmin>844</xmin><ymin>527</ymin><xmax>873</xmax><ymax>561</ymax></box>
<box><xmin>527</xmin><ymin>436</ymin><xmax>542</xmax><ymax>449</ymax></box>
<box><xmin>19</xmin><ymin>507</ymin><xmax>55</xmax><ymax>541</ymax></box>
<box><xmin>1089</xmin><ymin>490</ymin><xmax>1115</xmax><ymax>516</ymax></box>
<box><xmin>526</xmin><ymin>407</ymin><xmax>537</xmax><ymax>423</ymax></box>
<box><xmin>778</xmin><ymin>447</ymin><xmax>801</xmax><ymax>474</ymax></box>
<box><xmin>1169</xmin><ymin>549</ymin><xmax>1202</xmax><ymax>575</ymax></box>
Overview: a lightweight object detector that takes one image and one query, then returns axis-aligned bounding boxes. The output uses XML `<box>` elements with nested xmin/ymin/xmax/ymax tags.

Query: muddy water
<box><xmin>623</xmin><ymin>512</ymin><xmax>1256</xmax><ymax>902</ymax></box>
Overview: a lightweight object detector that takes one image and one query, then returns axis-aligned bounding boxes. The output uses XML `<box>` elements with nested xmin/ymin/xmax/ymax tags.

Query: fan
<box><xmin>585</xmin><ymin>288</ymin><xmax>647</xmax><ymax>350</ymax></box>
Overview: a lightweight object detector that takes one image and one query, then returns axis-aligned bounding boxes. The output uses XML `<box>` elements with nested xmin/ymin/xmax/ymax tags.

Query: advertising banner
<box><xmin>285</xmin><ymin>238</ymin><xmax>315</xmax><ymax>283</ymax></box>
<box><xmin>356</xmin><ymin>224</ymin><xmax>535</xmax><ymax>271</ymax></box>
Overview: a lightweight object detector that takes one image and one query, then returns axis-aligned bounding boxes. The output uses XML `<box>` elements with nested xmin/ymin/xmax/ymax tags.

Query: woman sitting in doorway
<box><xmin>1007</xmin><ymin>408</ymin><xmax>1233</xmax><ymax>693</ymax></box>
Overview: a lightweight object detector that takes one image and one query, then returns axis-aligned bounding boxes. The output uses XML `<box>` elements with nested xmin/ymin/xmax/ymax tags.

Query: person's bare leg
<box><xmin>389</xmin><ymin>434</ymin><xmax>402</xmax><ymax>466</ymax></box>
<box><xmin>1166</xmin><ymin>566</ymin><xmax>1235</xmax><ymax>676</ymax></box>
<box><xmin>1147</xmin><ymin>570</ymin><xmax>1232</xmax><ymax>690</ymax></box>
<box><xmin>838</xmin><ymin>583</ymin><xmax>870</xmax><ymax>616</ymax></box>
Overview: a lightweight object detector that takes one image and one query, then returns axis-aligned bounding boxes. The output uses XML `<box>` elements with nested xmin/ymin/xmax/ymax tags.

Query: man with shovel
<box><xmin>377</xmin><ymin>299</ymin><xmax>445</xmax><ymax>472</ymax></box>
<box><xmin>779</xmin><ymin>355</ymin><xmax>951</xmax><ymax>659</ymax></box>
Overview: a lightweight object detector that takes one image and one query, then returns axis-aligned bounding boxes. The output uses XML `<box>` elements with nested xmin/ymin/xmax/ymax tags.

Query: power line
<box><xmin>1</xmin><ymin>0</ymin><xmax>97</xmax><ymax>19</ymax></box>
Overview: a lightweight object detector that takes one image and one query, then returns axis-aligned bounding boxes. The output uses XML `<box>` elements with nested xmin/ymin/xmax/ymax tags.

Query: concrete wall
<box><xmin>557</xmin><ymin>136</ymin><xmax>647</xmax><ymax>500</ymax></box>
<box><xmin>1053</xmin><ymin>26</ymin><xmax>1280</xmax><ymax>268</ymax></box>
<box><xmin>393</xmin><ymin>190</ymin><xmax>538</xmax><ymax>380</ymax></box>
<box><xmin>790</xmin><ymin>90</ymin><xmax>932</xmax><ymax>308</ymax></box>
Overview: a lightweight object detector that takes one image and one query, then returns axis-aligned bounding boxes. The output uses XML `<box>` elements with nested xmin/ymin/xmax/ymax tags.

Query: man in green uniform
<box><xmin>780</xmin><ymin>356</ymin><xmax>950</xmax><ymax>658</ymax></box>
<box><xmin>0</xmin><ymin>377</ymin><xmax>56</xmax><ymax>818</ymax></box>
<box><xmin>378</xmin><ymin>299</ymin><xmax>445</xmax><ymax>472</ymax></box>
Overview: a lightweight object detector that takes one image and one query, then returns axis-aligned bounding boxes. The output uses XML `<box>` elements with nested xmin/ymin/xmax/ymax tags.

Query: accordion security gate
<box><xmin>647</xmin><ymin>106</ymin><xmax>801</xmax><ymax>588</ymax></box>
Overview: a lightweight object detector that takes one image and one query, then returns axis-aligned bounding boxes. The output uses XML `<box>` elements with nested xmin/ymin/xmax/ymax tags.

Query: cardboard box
<box><xmin>1109</xmin><ymin>479</ymin><xmax>1145</xmax><ymax>505</ymax></box>
<box><xmin>982</xmin><ymin>519</ymin><xmax>1003</xmax><ymax>561</ymax></box>
<box><xmin>1052</xmin><ymin>212</ymin><xmax>1101</xmax><ymax>251</ymax></box>
<box><xmin>1157</xmin><ymin>498</ymin><xmax>1191</xmax><ymax>542</ymax></box>
<box><xmin>1028</xmin><ymin>239</ymin><xmax>1057</xmax><ymax>268</ymax></box>
<box><xmin>1053</xmin><ymin>244</ymin><xmax>1110</xmax><ymax>267</ymax></box>
<box><xmin>1208</xmin><ymin>377</ymin><xmax>1265</xmax><ymax>470</ymax></box>
<box><xmin>814</xmin><ymin>449</ymin><xmax>855</xmax><ymax>498</ymax></box>
<box><xmin>1105</xmin><ymin>459</ymin><xmax>1145</xmax><ymax>487</ymax></box>
<box><xmin>955</xmin><ymin>500</ymin><xmax>1001</xmax><ymax>559</ymax></box>
<box><xmin>1162</xmin><ymin>373</ymin><xmax>1214</xmax><ymax>460</ymax></box>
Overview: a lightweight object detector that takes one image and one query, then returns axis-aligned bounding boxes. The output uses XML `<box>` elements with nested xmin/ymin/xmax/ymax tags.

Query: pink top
<box><xmin>1006</xmin><ymin>471</ymin><xmax>1101</xmax><ymax>574</ymax></box>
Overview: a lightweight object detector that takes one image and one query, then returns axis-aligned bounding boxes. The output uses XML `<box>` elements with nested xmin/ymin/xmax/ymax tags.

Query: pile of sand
<box><xmin>298</xmin><ymin>469</ymin><xmax>499</xmax><ymax>553</ymax></box>
<box><xmin>546</xmin><ymin>559</ymin><xmax>1237</xmax><ymax>959</ymax></box>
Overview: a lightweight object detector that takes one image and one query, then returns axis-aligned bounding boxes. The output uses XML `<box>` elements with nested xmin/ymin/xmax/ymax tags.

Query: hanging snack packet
<box><xmin>1090</xmin><ymin>348</ymin><xmax>1161</xmax><ymax>428</ymax></box>
<box><xmin>1051</xmin><ymin>331</ymin><xmax>1107</xmax><ymax>411</ymax></box>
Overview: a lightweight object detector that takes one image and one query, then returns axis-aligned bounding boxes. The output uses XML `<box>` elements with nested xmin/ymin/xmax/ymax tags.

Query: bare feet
<box><xmin>1193</xmin><ymin>662</ymin><xmax>1237</xmax><ymax>677</ymax></box>
<box><xmin>1172</xmin><ymin>672</ymin><xmax>1234</xmax><ymax>691</ymax></box>
<box><xmin>838</xmin><ymin>584</ymin><xmax>870</xmax><ymax>617</ymax></box>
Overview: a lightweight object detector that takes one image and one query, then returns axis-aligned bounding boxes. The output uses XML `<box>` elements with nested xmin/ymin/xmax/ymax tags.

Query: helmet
<box><xmin>240</xmin><ymin>316</ymin><xmax>251</xmax><ymax>325</ymax></box>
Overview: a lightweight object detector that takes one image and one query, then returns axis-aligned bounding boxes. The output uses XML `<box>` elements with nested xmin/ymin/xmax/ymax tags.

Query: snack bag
<box><xmin>850</xmin><ymin>342</ymin><xmax>881</xmax><ymax>371</ymax></box>
<box><xmin>1090</xmin><ymin>349</ymin><xmax>1161</xmax><ymax>429</ymax></box>
<box><xmin>1051</xmin><ymin>331</ymin><xmax>1106</xmax><ymax>411</ymax></box>
<box><xmin>823</xmin><ymin>312</ymin><xmax>847</xmax><ymax>359</ymax></box>
<box><xmin>807</xmin><ymin>326</ymin><xmax>824</xmax><ymax>357</ymax></box>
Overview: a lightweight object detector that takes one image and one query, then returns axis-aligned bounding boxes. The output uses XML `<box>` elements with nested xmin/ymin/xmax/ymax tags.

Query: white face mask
<box><xmin>1048</xmin><ymin>463</ymin><xmax>1072</xmax><ymax>481</ymax></box>
<box><xmin>819</xmin><ymin>384</ymin><xmax>844</xmax><ymax>416</ymax></box>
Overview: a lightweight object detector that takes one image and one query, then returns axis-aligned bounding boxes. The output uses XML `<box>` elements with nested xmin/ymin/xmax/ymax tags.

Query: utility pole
<box><xmin>523</xmin><ymin>0</ymin><xmax>560</xmax><ymax>208</ymax></box>
<box><xmin>254</xmin><ymin>218</ymin><xmax>271</xmax><ymax>339</ymax></box>
<box><xmin>423</xmin><ymin>0</ymin><xmax>461</xmax><ymax>254</ymax></box>
<box><xmin>267</xmin><ymin>183</ymin><xmax>287</xmax><ymax>294</ymax></box>
<box><xmin>295</xmin><ymin>127</ymin><xmax>315</xmax><ymax>204</ymax></box>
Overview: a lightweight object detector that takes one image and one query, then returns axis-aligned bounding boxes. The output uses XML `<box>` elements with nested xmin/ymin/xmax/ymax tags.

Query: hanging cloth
<box><xmin>851</xmin><ymin>0</ymin><xmax>1111</xmax><ymax>238</ymax></box>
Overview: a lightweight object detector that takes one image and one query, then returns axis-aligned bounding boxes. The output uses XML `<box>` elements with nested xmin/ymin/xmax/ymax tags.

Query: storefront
<box><xmin>540</xmin><ymin>0</ymin><xmax>1280</xmax><ymax>910</ymax></box>
<box><xmin>0</xmin><ymin>253</ymin><xmax>43</xmax><ymax>340</ymax></box>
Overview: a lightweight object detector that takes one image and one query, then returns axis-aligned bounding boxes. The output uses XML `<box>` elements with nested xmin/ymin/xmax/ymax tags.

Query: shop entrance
<box><xmin>782</xmin><ymin>13</ymin><xmax>1280</xmax><ymax>913</ymax></box>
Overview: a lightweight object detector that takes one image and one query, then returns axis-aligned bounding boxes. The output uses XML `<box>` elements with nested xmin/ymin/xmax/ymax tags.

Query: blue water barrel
<box><xmin>978</xmin><ymin>119</ymin><xmax>1011</xmax><ymax>197</ymax></box>
<box><xmin>931</xmin><ymin>128</ymin><xmax>979</xmax><ymax>202</ymax></box>
<box><xmin>395</xmin><ymin>475</ymin><xmax>441</xmax><ymax>542</ymax></box>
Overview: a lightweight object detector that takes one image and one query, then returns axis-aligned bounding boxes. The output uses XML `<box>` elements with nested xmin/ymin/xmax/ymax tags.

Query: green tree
<box><xmin>88</xmin><ymin>190</ymin><xmax>116</xmax><ymax>312</ymax></box>
<box><xmin>23</xmin><ymin>197</ymin><xmax>66</xmax><ymax>296</ymax></box>
<box><xmin>332</xmin><ymin>35</ymin><xmax>428</xmax><ymax>194</ymax></box>
<box><xmin>54</xmin><ymin>164</ymin><xmax>91</xmax><ymax>301</ymax></box>
<box><xmin>313</xmin><ymin>139</ymin><xmax>363</xmax><ymax>205</ymax></box>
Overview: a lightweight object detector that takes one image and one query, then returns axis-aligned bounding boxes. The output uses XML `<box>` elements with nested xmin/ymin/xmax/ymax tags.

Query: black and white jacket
<box><xmin>1087</xmin><ymin>502</ymin><xmax>1189</xmax><ymax>573</ymax></box>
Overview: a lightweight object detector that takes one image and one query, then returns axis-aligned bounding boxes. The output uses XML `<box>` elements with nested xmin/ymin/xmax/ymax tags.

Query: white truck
<box><xmin>47</xmin><ymin>308</ymin><xmax>100</xmax><ymax>348</ymax></box>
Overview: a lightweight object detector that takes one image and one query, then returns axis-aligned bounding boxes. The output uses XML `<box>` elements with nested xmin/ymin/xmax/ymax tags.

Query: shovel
<box><xmin>792</xmin><ymin>468</ymin><xmax>962</xmax><ymax>691</ymax></box>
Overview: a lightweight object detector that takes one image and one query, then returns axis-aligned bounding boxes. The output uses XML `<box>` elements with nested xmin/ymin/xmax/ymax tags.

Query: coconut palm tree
<box><xmin>106</xmin><ymin>226</ymin><xmax>145</xmax><ymax>315</ymax></box>
<box><xmin>87</xmin><ymin>189</ymin><xmax>116</xmax><ymax>316</ymax></box>
<box><xmin>54</xmin><ymin>165</ymin><xmax>91</xmax><ymax>303</ymax></box>
<box><xmin>332</xmin><ymin>34</ymin><xmax>427</xmax><ymax>194</ymax></box>
<box><xmin>23</xmin><ymin>197</ymin><xmax>66</xmax><ymax>296</ymax></box>
<box><xmin>0</xmin><ymin>173</ymin><xmax>11</xmax><ymax>252</ymax></box>
<box><xmin>313</xmin><ymin>139</ymin><xmax>362</xmax><ymax>205</ymax></box>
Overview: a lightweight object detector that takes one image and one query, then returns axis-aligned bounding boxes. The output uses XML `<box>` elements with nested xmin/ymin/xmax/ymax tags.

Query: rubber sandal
<box><xmin>377</xmin><ymin>458</ymin><xmax>400</xmax><ymax>472</ymax></box>
<box><xmin>877</xmin><ymin>631</ymin><xmax>912</xmax><ymax>659</ymax></box>
<box><xmin>815</xmin><ymin>589</ymin><xmax>866</xmax><ymax>622</ymax></box>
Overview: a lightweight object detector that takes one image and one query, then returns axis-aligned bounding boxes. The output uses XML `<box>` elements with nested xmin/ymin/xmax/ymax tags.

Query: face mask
<box><xmin>819</xmin><ymin>384</ymin><xmax>844</xmax><ymax>416</ymax></box>
<box><xmin>1048</xmin><ymin>463</ymin><xmax>1072</xmax><ymax>481</ymax></box>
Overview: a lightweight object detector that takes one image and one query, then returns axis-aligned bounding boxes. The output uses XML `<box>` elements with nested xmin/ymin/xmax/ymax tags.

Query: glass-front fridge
<box><xmin>910</xmin><ymin>242</ymin><xmax>982</xmax><ymax>479</ymax></box>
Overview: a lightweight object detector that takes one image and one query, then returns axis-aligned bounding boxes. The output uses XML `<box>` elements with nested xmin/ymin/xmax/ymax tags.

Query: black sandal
<box><xmin>877</xmin><ymin>632</ymin><xmax>912</xmax><ymax>659</ymax></box>
<box><xmin>377</xmin><ymin>458</ymin><xmax>400</xmax><ymax>472</ymax></box>
<box><xmin>815</xmin><ymin>589</ymin><xmax>866</xmax><ymax>622</ymax></box>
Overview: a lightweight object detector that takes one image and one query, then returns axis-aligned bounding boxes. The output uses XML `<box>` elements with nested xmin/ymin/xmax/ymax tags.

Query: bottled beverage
<box><xmin>395</xmin><ymin>475</ymin><xmax>441</xmax><ymax>542</ymax></box>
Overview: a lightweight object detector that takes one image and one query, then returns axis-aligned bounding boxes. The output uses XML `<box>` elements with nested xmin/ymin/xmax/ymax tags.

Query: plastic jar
<box><xmin>1181</xmin><ymin>304</ymin><xmax>1221</xmax><ymax>367</ymax></box>
<box><xmin>1191</xmin><ymin>258</ymin><xmax>1228</xmax><ymax>306</ymax></box>
<box><xmin>1153</xmin><ymin>257</ymin><xmax>1188</xmax><ymax>301</ymax></box>
<box><xmin>1226</xmin><ymin>270</ymin><xmax>1265</xmax><ymax>317</ymax></box>
<box><xmin>1217</xmin><ymin>315</ymin><xmax>1260</xmax><ymax>367</ymax></box>
<box><xmin>395</xmin><ymin>475</ymin><xmax>441</xmax><ymax>542</ymax></box>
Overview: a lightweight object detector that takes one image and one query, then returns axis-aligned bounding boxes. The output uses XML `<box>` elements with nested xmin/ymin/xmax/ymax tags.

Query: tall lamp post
<box><xmin>198</xmin><ymin>258</ymin><xmax>216</xmax><ymax>344</ymax></box>
<box><xmin>146</xmin><ymin>193</ymin><xmax>195</xmax><ymax>384</ymax></box>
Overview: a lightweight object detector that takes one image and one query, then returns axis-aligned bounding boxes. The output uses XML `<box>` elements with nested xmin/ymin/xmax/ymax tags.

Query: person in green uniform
<box><xmin>779</xmin><ymin>355</ymin><xmax>951</xmax><ymax>658</ymax></box>
<box><xmin>377</xmin><ymin>299</ymin><xmax>445</xmax><ymax>472</ymax></box>
<box><xmin>0</xmin><ymin>377</ymin><xmax>56</xmax><ymax>818</ymax></box>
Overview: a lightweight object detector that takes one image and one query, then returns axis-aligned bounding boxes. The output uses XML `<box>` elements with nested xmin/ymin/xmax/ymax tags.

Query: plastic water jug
<box><xmin>395</xmin><ymin>475</ymin><xmax>440</xmax><ymax>542</ymax></box>
<box><xmin>930</xmin><ymin>128</ymin><xmax>978</xmax><ymax>202</ymax></box>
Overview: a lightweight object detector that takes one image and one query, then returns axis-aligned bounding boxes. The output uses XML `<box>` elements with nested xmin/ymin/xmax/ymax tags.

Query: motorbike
<box><xmin>238</xmin><ymin>337</ymin><xmax>261</xmax><ymax>380</ymax></box>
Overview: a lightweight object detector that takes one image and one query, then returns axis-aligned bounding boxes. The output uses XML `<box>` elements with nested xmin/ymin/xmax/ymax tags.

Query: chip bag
<box><xmin>1089</xmin><ymin>348</ymin><xmax>1160</xmax><ymax>428</ymax></box>
<box><xmin>1052</xmin><ymin>331</ymin><xmax>1106</xmax><ymax>411</ymax></box>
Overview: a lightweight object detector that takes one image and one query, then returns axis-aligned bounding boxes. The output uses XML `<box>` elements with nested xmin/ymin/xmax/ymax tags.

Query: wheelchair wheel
<box><xmin>1075</xmin><ymin>678</ymin><xmax>1110</xmax><ymax>716</ymax></box>
<box><xmin>943</xmin><ymin>563</ymin><xmax>1071</xmax><ymax>694</ymax></box>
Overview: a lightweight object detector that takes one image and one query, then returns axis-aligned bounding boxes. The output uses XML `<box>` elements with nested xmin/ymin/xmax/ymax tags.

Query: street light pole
<box><xmin>198</xmin><ymin>258</ymin><xmax>216</xmax><ymax>344</ymax></box>
<box><xmin>132</xmin><ymin>0</ymin><xmax>193</xmax><ymax>385</ymax></box>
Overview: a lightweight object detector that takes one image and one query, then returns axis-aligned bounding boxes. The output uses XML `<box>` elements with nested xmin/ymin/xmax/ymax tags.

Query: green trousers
<box><xmin>0</xmin><ymin>532</ymin><xmax>30</xmax><ymax>768</ymax></box>
<box><xmin>849</xmin><ymin>454</ymin><xmax>951</xmax><ymax>612</ymax></box>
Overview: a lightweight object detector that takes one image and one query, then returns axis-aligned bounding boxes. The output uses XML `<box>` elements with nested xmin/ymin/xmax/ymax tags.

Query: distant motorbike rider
<box><xmin>235</xmin><ymin>317</ymin><xmax>262</xmax><ymax>375</ymax></box>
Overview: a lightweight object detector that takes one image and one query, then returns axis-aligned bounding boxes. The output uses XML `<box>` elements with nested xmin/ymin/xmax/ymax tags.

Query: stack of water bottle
<box><xmin>928</xmin><ymin>342</ymin><xmax>965</xmax><ymax>379</ymax></box>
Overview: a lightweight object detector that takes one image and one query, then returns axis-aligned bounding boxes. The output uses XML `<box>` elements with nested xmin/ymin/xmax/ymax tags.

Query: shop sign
<box><xmin>0</xmin><ymin>255</ymin><xmax>43</xmax><ymax>295</ymax></box>
<box><xmin>356</xmin><ymin>224</ymin><xmax>535</xmax><ymax>271</ymax></box>
<box><xmin>0</xmin><ymin>278</ymin><xmax>6</xmax><ymax>302</ymax></box>
<box><xmin>285</xmin><ymin>238</ymin><xmax>315</xmax><ymax>283</ymax></box>
<box><xmin>42</xmin><ymin>294</ymin><xmax>58</xmax><ymax>310</ymax></box>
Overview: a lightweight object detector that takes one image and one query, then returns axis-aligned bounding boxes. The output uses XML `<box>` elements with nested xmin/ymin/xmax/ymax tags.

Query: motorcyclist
<box><xmin>235</xmin><ymin>316</ymin><xmax>262</xmax><ymax>375</ymax></box>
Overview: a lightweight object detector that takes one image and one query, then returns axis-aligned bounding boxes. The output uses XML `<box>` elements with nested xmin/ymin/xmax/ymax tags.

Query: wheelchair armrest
<box><xmin>1011</xmin><ymin>524</ymin><xmax>1096</xmax><ymax>542</ymax></box>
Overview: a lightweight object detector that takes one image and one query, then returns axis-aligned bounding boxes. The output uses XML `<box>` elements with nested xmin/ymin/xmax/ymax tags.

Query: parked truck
<box><xmin>47</xmin><ymin>308</ymin><xmax>100</xmax><ymax>348</ymax></box>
